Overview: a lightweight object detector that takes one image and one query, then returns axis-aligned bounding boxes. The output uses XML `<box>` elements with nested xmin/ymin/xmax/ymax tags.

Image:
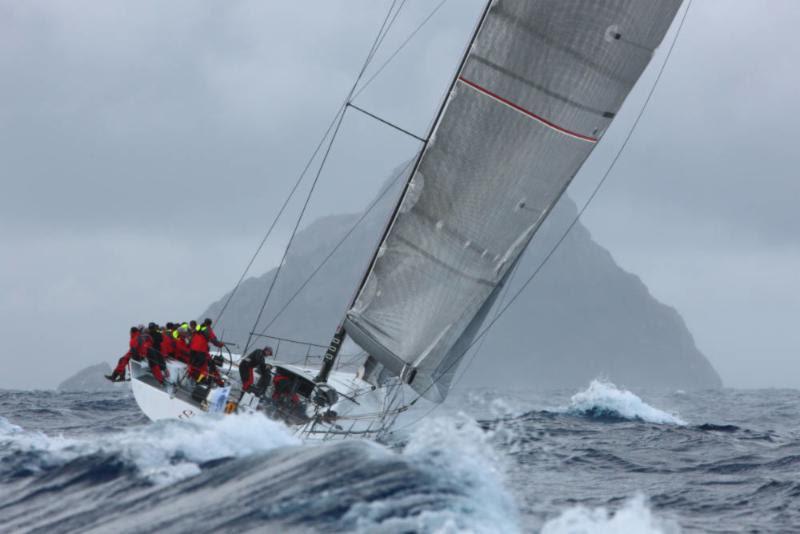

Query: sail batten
<box><xmin>346</xmin><ymin>0</ymin><xmax>683</xmax><ymax>401</ymax></box>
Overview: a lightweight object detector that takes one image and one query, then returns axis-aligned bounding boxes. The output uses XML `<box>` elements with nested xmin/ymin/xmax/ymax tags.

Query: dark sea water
<box><xmin>1</xmin><ymin>382</ymin><xmax>799</xmax><ymax>533</ymax></box>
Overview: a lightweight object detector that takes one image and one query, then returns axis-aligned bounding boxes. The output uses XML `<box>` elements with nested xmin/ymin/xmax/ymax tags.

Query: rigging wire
<box><xmin>242</xmin><ymin>0</ymin><xmax>407</xmax><ymax>355</ymax></box>
<box><xmin>397</xmin><ymin>0</ymin><xmax>695</xmax><ymax>423</ymax></box>
<box><xmin>215</xmin><ymin>105</ymin><xmax>345</xmax><ymax>329</ymax></box>
<box><xmin>217</xmin><ymin>0</ymin><xmax>445</xmax><ymax>330</ymax></box>
<box><xmin>352</xmin><ymin>0</ymin><xmax>450</xmax><ymax>102</ymax></box>
<box><xmin>257</xmin><ymin>157</ymin><xmax>417</xmax><ymax>336</ymax></box>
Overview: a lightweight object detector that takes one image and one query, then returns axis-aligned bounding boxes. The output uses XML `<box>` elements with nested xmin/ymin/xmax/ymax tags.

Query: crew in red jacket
<box><xmin>188</xmin><ymin>325</ymin><xmax>208</xmax><ymax>379</ymax></box>
<box><xmin>172</xmin><ymin>324</ymin><xmax>191</xmax><ymax>364</ymax></box>
<box><xmin>188</xmin><ymin>319</ymin><xmax>224</xmax><ymax>385</ymax></box>
<box><xmin>144</xmin><ymin>323</ymin><xmax>166</xmax><ymax>385</ymax></box>
<box><xmin>200</xmin><ymin>318</ymin><xmax>223</xmax><ymax>348</ymax></box>
<box><xmin>161</xmin><ymin>323</ymin><xmax>175</xmax><ymax>360</ymax></box>
<box><xmin>272</xmin><ymin>371</ymin><xmax>299</xmax><ymax>404</ymax></box>
<box><xmin>136</xmin><ymin>326</ymin><xmax>152</xmax><ymax>361</ymax></box>
<box><xmin>106</xmin><ymin>327</ymin><xmax>139</xmax><ymax>382</ymax></box>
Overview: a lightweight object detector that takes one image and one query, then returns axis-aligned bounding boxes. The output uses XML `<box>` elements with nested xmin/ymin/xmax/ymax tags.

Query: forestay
<box><xmin>345</xmin><ymin>0</ymin><xmax>683</xmax><ymax>401</ymax></box>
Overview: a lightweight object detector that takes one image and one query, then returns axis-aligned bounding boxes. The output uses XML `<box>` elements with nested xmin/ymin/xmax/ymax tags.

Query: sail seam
<box><xmin>469</xmin><ymin>55</ymin><xmax>616</xmax><ymax>119</ymax></box>
<box><xmin>457</xmin><ymin>76</ymin><xmax>598</xmax><ymax>143</ymax></box>
<box><xmin>491</xmin><ymin>4</ymin><xmax>642</xmax><ymax>86</ymax></box>
<box><xmin>394</xmin><ymin>234</ymin><xmax>495</xmax><ymax>286</ymax></box>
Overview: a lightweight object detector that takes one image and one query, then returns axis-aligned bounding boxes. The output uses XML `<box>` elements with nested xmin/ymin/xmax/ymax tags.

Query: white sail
<box><xmin>345</xmin><ymin>0</ymin><xmax>683</xmax><ymax>401</ymax></box>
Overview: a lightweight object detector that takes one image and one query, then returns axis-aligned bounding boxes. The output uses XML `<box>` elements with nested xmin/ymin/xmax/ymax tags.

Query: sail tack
<box><xmin>346</xmin><ymin>0</ymin><xmax>683</xmax><ymax>401</ymax></box>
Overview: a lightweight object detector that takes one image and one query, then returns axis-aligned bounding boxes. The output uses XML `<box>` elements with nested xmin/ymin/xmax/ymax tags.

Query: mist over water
<box><xmin>2</xmin><ymin>381</ymin><xmax>799</xmax><ymax>532</ymax></box>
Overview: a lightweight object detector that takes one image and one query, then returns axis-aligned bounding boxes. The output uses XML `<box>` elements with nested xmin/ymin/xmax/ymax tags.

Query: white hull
<box><xmin>129</xmin><ymin>358</ymin><xmax>402</xmax><ymax>441</ymax></box>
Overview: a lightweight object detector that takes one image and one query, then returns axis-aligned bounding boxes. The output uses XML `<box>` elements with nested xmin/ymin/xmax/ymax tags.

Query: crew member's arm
<box><xmin>209</xmin><ymin>327</ymin><xmax>224</xmax><ymax>348</ymax></box>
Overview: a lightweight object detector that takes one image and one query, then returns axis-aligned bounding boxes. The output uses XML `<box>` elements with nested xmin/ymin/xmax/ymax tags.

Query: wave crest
<box><xmin>567</xmin><ymin>381</ymin><xmax>687</xmax><ymax>425</ymax></box>
<box><xmin>0</xmin><ymin>413</ymin><xmax>299</xmax><ymax>484</ymax></box>
<box><xmin>346</xmin><ymin>415</ymin><xmax>520</xmax><ymax>533</ymax></box>
<box><xmin>541</xmin><ymin>494</ymin><xmax>680</xmax><ymax>534</ymax></box>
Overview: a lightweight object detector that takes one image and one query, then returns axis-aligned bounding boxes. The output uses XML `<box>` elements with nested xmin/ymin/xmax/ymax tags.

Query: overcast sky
<box><xmin>1</xmin><ymin>0</ymin><xmax>797</xmax><ymax>390</ymax></box>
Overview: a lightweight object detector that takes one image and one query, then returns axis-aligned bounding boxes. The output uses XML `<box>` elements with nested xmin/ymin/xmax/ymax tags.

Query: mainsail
<box><xmin>342</xmin><ymin>0</ymin><xmax>683</xmax><ymax>401</ymax></box>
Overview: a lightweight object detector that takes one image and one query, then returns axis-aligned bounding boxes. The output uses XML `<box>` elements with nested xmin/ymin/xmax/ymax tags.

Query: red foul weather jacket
<box><xmin>129</xmin><ymin>331</ymin><xmax>139</xmax><ymax>353</ymax></box>
<box><xmin>161</xmin><ymin>334</ymin><xmax>175</xmax><ymax>359</ymax></box>
<box><xmin>137</xmin><ymin>333</ymin><xmax>152</xmax><ymax>358</ymax></box>
<box><xmin>174</xmin><ymin>337</ymin><xmax>190</xmax><ymax>363</ymax></box>
<box><xmin>207</xmin><ymin>327</ymin><xmax>224</xmax><ymax>348</ymax></box>
<box><xmin>190</xmin><ymin>331</ymin><xmax>209</xmax><ymax>353</ymax></box>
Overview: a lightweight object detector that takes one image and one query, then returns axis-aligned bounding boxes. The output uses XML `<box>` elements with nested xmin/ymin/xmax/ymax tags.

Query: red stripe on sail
<box><xmin>457</xmin><ymin>76</ymin><xmax>598</xmax><ymax>143</ymax></box>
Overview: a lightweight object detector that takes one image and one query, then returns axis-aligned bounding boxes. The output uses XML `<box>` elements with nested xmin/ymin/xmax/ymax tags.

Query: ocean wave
<box><xmin>695</xmin><ymin>423</ymin><xmax>740</xmax><ymax>432</ymax></box>
<box><xmin>566</xmin><ymin>380</ymin><xmax>687</xmax><ymax>425</ymax></box>
<box><xmin>346</xmin><ymin>415</ymin><xmax>519</xmax><ymax>534</ymax></box>
<box><xmin>0</xmin><ymin>413</ymin><xmax>299</xmax><ymax>484</ymax></box>
<box><xmin>540</xmin><ymin>494</ymin><xmax>680</xmax><ymax>534</ymax></box>
<box><xmin>1</xmin><ymin>412</ymin><xmax>520</xmax><ymax>533</ymax></box>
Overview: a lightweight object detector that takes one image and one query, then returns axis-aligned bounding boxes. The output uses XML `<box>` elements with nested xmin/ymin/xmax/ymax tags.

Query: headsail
<box><xmin>344</xmin><ymin>0</ymin><xmax>683</xmax><ymax>401</ymax></box>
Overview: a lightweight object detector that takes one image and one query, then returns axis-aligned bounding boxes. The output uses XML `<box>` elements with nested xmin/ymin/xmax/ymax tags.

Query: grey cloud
<box><xmin>0</xmin><ymin>0</ymin><xmax>797</xmax><ymax>389</ymax></box>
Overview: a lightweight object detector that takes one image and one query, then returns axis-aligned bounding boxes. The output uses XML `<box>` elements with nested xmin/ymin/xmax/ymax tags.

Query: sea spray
<box><xmin>540</xmin><ymin>494</ymin><xmax>681</xmax><ymax>534</ymax></box>
<box><xmin>3</xmin><ymin>389</ymin><xmax>799</xmax><ymax>532</ymax></box>
<box><xmin>567</xmin><ymin>380</ymin><xmax>687</xmax><ymax>425</ymax></box>
<box><xmin>0</xmin><ymin>412</ymin><xmax>299</xmax><ymax>484</ymax></box>
<box><xmin>347</xmin><ymin>414</ymin><xmax>521</xmax><ymax>534</ymax></box>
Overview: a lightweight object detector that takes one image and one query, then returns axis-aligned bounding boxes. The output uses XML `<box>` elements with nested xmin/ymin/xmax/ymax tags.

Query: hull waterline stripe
<box><xmin>457</xmin><ymin>76</ymin><xmax>598</xmax><ymax>143</ymax></box>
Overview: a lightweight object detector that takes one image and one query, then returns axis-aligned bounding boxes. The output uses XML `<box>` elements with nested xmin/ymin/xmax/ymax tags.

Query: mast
<box><xmin>316</xmin><ymin>0</ymin><xmax>494</xmax><ymax>384</ymax></box>
<box><xmin>320</xmin><ymin>1</ymin><xmax>683</xmax><ymax>397</ymax></box>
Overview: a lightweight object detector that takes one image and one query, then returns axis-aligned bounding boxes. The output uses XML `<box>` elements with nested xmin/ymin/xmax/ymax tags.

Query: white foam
<box><xmin>540</xmin><ymin>494</ymin><xmax>681</xmax><ymax>534</ymax></box>
<box><xmin>567</xmin><ymin>380</ymin><xmax>687</xmax><ymax>426</ymax></box>
<box><xmin>0</xmin><ymin>413</ymin><xmax>300</xmax><ymax>484</ymax></box>
<box><xmin>349</xmin><ymin>415</ymin><xmax>520</xmax><ymax>534</ymax></box>
<box><xmin>0</xmin><ymin>416</ymin><xmax>23</xmax><ymax>434</ymax></box>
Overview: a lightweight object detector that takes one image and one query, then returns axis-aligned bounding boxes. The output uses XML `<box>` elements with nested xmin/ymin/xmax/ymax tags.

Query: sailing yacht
<box><xmin>131</xmin><ymin>0</ymin><xmax>684</xmax><ymax>440</ymax></box>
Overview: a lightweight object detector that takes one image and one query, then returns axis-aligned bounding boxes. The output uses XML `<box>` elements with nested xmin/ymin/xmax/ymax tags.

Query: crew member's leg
<box><xmin>147</xmin><ymin>348</ymin><xmax>165</xmax><ymax>384</ymax></box>
<box><xmin>110</xmin><ymin>351</ymin><xmax>131</xmax><ymax>381</ymax></box>
<box><xmin>189</xmin><ymin>350</ymin><xmax>205</xmax><ymax>380</ymax></box>
<box><xmin>208</xmin><ymin>356</ymin><xmax>224</xmax><ymax>386</ymax></box>
<box><xmin>239</xmin><ymin>362</ymin><xmax>254</xmax><ymax>391</ymax></box>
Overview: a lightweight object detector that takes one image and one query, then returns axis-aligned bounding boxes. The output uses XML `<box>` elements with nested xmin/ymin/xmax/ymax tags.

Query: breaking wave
<box><xmin>541</xmin><ymin>494</ymin><xmax>680</xmax><ymax>534</ymax></box>
<box><xmin>567</xmin><ymin>380</ymin><xmax>687</xmax><ymax>425</ymax></box>
<box><xmin>349</xmin><ymin>415</ymin><xmax>519</xmax><ymax>533</ymax></box>
<box><xmin>0</xmin><ymin>412</ymin><xmax>517</xmax><ymax>533</ymax></box>
<box><xmin>0</xmin><ymin>413</ymin><xmax>300</xmax><ymax>484</ymax></box>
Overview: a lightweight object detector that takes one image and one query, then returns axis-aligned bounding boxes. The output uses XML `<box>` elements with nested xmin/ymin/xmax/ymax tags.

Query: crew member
<box><xmin>272</xmin><ymin>371</ymin><xmax>299</xmax><ymax>404</ymax></box>
<box><xmin>161</xmin><ymin>323</ymin><xmax>175</xmax><ymax>360</ymax></box>
<box><xmin>200</xmin><ymin>318</ymin><xmax>223</xmax><ymax>348</ymax></box>
<box><xmin>172</xmin><ymin>323</ymin><xmax>191</xmax><ymax>364</ymax></box>
<box><xmin>133</xmin><ymin>324</ymin><xmax>150</xmax><ymax>362</ymax></box>
<box><xmin>106</xmin><ymin>326</ymin><xmax>139</xmax><ymax>382</ymax></box>
<box><xmin>239</xmin><ymin>346</ymin><xmax>273</xmax><ymax>393</ymax></box>
<box><xmin>202</xmin><ymin>318</ymin><xmax>225</xmax><ymax>383</ymax></box>
<box><xmin>145</xmin><ymin>323</ymin><xmax>168</xmax><ymax>384</ymax></box>
<box><xmin>189</xmin><ymin>320</ymin><xmax>224</xmax><ymax>386</ymax></box>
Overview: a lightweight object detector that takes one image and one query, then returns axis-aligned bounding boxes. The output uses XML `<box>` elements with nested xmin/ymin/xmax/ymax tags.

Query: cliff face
<box><xmin>464</xmin><ymin>198</ymin><xmax>723</xmax><ymax>390</ymax></box>
<box><xmin>203</xmin><ymin>191</ymin><xmax>722</xmax><ymax>391</ymax></box>
<box><xmin>57</xmin><ymin>363</ymin><xmax>118</xmax><ymax>392</ymax></box>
